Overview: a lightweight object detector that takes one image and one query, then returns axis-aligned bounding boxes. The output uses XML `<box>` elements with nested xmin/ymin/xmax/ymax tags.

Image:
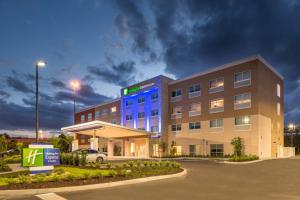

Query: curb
<box><xmin>222</xmin><ymin>159</ymin><xmax>263</xmax><ymax>165</ymax></box>
<box><xmin>0</xmin><ymin>168</ymin><xmax>187</xmax><ymax>199</ymax></box>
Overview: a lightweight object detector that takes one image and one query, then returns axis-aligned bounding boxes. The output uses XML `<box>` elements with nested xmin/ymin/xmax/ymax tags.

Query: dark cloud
<box><xmin>0</xmin><ymin>91</ymin><xmax>10</xmax><ymax>98</ymax></box>
<box><xmin>6</xmin><ymin>76</ymin><xmax>33</xmax><ymax>93</ymax></box>
<box><xmin>88</xmin><ymin>61</ymin><xmax>136</xmax><ymax>87</ymax></box>
<box><xmin>51</xmin><ymin>79</ymin><xmax>66</xmax><ymax>89</ymax></box>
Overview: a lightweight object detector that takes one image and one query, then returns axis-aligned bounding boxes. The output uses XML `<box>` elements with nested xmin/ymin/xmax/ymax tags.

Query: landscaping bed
<box><xmin>0</xmin><ymin>161</ymin><xmax>182</xmax><ymax>190</ymax></box>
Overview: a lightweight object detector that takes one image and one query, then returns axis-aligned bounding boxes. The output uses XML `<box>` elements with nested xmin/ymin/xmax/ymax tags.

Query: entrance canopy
<box><xmin>61</xmin><ymin>120</ymin><xmax>151</xmax><ymax>139</ymax></box>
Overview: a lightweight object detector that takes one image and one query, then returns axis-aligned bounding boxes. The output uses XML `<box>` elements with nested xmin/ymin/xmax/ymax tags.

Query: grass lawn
<box><xmin>57</xmin><ymin>166</ymin><xmax>112</xmax><ymax>177</ymax></box>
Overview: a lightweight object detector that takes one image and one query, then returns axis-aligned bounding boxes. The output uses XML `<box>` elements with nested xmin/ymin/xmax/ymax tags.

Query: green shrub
<box><xmin>6</xmin><ymin>178</ymin><xmax>18</xmax><ymax>185</ymax></box>
<box><xmin>228</xmin><ymin>154</ymin><xmax>259</xmax><ymax>162</ymax></box>
<box><xmin>32</xmin><ymin>174</ymin><xmax>46</xmax><ymax>183</ymax></box>
<box><xmin>0</xmin><ymin>160</ymin><xmax>11</xmax><ymax>172</ymax></box>
<box><xmin>108</xmin><ymin>170</ymin><xmax>118</xmax><ymax>177</ymax></box>
<box><xmin>18</xmin><ymin>175</ymin><xmax>31</xmax><ymax>184</ymax></box>
<box><xmin>3</xmin><ymin>155</ymin><xmax>21</xmax><ymax>164</ymax></box>
<box><xmin>63</xmin><ymin>173</ymin><xmax>75</xmax><ymax>181</ymax></box>
<box><xmin>48</xmin><ymin>174</ymin><xmax>60</xmax><ymax>182</ymax></box>
<box><xmin>80</xmin><ymin>151</ymin><xmax>87</xmax><ymax>167</ymax></box>
<box><xmin>53</xmin><ymin>168</ymin><xmax>65</xmax><ymax>175</ymax></box>
<box><xmin>143</xmin><ymin>161</ymin><xmax>149</xmax><ymax>168</ymax></box>
<box><xmin>83</xmin><ymin>172</ymin><xmax>91</xmax><ymax>179</ymax></box>
<box><xmin>120</xmin><ymin>169</ymin><xmax>132</xmax><ymax>177</ymax></box>
<box><xmin>106</xmin><ymin>162</ymin><xmax>112</xmax><ymax>169</ymax></box>
<box><xmin>94</xmin><ymin>171</ymin><xmax>103</xmax><ymax>179</ymax></box>
<box><xmin>122</xmin><ymin>163</ymin><xmax>128</xmax><ymax>168</ymax></box>
<box><xmin>128</xmin><ymin>161</ymin><xmax>134</xmax><ymax>168</ymax></box>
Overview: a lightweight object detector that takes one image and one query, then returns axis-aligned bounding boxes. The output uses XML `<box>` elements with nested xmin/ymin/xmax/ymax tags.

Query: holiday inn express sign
<box><xmin>22</xmin><ymin>147</ymin><xmax>60</xmax><ymax>167</ymax></box>
<box><xmin>123</xmin><ymin>82</ymin><xmax>155</xmax><ymax>95</ymax></box>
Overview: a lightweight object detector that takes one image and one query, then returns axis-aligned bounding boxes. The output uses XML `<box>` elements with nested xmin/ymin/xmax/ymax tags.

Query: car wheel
<box><xmin>96</xmin><ymin>157</ymin><xmax>104</xmax><ymax>163</ymax></box>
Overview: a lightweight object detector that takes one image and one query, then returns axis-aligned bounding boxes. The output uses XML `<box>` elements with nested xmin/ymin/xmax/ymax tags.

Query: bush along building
<box><xmin>62</xmin><ymin>55</ymin><xmax>292</xmax><ymax>159</ymax></box>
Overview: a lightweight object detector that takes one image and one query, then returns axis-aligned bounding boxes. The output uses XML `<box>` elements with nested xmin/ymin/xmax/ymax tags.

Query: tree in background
<box><xmin>158</xmin><ymin>140</ymin><xmax>168</xmax><ymax>156</ymax></box>
<box><xmin>231</xmin><ymin>137</ymin><xmax>244</xmax><ymax>157</ymax></box>
<box><xmin>0</xmin><ymin>135</ymin><xmax>7</xmax><ymax>152</ymax></box>
<box><xmin>170</xmin><ymin>140</ymin><xmax>177</xmax><ymax>156</ymax></box>
<box><xmin>54</xmin><ymin>134</ymin><xmax>72</xmax><ymax>153</ymax></box>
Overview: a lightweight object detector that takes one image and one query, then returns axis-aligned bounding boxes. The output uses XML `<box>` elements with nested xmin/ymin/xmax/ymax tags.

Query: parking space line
<box><xmin>36</xmin><ymin>193</ymin><xmax>67</xmax><ymax>200</ymax></box>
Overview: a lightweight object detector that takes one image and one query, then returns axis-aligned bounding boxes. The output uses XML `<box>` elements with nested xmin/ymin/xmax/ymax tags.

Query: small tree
<box><xmin>170</xmin><ymin>141</ymin><xmax>177</xmax><ymax>156</ymax></box>
<box><xmin>0</xmin><ymin>135</ymin><xmax>7</xmax><ymax>152</ymax></box>
<box><xmin>231</xmin><ymin>137</ymin><xmax>244</xmax><ymax>157</ymax></box>
<box><xmin>158</xmin><ymin>141</ymin><xmax>168</xmax><ymax>156</ymax></box>
<box><xmin>57</xmin><ymin>134</ymin><xmax>71</xmax><ymax>153</ymax></box>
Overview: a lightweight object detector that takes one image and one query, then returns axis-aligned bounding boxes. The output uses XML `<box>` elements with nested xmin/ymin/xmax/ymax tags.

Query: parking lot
<box><xmin>9</xmin><ymin>158</ymin><xmax>300</xmax><ymax>200</ymax></box>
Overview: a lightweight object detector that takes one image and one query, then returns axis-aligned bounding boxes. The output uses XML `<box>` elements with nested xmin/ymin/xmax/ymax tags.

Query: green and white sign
<box><xmin>22</xmin><ymin>148</ymin><xmax>44</xmax><ymax>167</ymax></box>
<box><xmin>123</xmin><ymin>82</ymin><xmax>154</xmax><ymax>96</ymax></box>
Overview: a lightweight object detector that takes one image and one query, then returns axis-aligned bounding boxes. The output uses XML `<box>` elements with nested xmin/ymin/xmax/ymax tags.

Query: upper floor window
<box><xmin>171</xmin><ymin>124</ymin><xmax>182</xmax><ymax>132</ymax></box>
<box><xmin>138</xmin><ymin>112</ymin><xmax>145</xmax><ymax>119</ymax></box>
<box><xmin>171</xmin><ymin>89</ymin><xmax>182</xmax><ymax>102</ymax></box>
<box><xmin>209</xmin><ymin>77</ymin><xmax>224</xmax><ymax>93</ymax></box>
<box><xmin>80</xmin><ymin>114</ymin><xmax>85</xmax><ymax>123</ymax></box>
<box><xmin>235</xmin><ymin>116</ymin><xmax>251</xmax><ymax>126</ymax></box>
<box><xmin>151</xmin><ymin>109</ymin><xmax>159</xmax><ymax>117</ymax></box>
<box><xmin>151</xmin><ymin>92</ymin><xmax>158</xmax><ymax>101</ymax></box>
<box><xmin>111</xmin><ymin>106</ymin><xmax>117</xmax><ymax>113</ymax></box>
<box><xmin>189</xmin><ymin>84</ymin><xmax>201</xmax><ymax>98</ymax></box>
<box><xmin>189</xmin><ymin>103</ymin><xmax>201</xmax><ymax>116</ymax></box>
<box><xmin>234</xmin><ymin>93</ymin><xmax>251</xmax><ymax>110</ymax></box>
<box><xmin>126</xmin><ymin>114</ymin><xmax>132</xmax><ymax>121</ymax></box>
<box><xmin>88</xmin><ymin>113</ymin><xmax>92</xmax><ymax>121</ymax></box>
<box><xmin>234</xmin><ymin>71</ymin><xmax>251</xmax><ymax>88</ymax></box>
<box><xmin>138</xmin><ymin>96</ymin><xmax>145</xmax><ymax>104</ymax></box>
<box><xmin>95</xmin><ymin>110</ymin><xmax>100</xmax><ymax>119</ymax></box>
<box><xmin>210</xmin><ymin>119</ymin><xmax>223</xmax><ymax>128</ymax></box>
<box><xmin>277</xmin><ymin>84</ymin><xmax>281</xmax><ymax>98</ymax></box>
<box><xmin>126</xmin><ymin>100</ymin><xmax>133</xmax><ymax>107</ymax></box>
<box><xmin>171</xmin><ymin>106</ymin><xmax>182</xmax><ymax>119</ymax></box>
<box><xmin>189</xmin><ymin>122</ymin><xmax>201</xmax><ymax>130</ymax></box>
<box><xmin>210</xmin><ymin>98</ymin><xmax>224</xmax><ymax>113</ymax></box>
<box><xmin>102</xmin><ymin>108</ymin><xmax>108</xmax><ymax>116</ymax></box>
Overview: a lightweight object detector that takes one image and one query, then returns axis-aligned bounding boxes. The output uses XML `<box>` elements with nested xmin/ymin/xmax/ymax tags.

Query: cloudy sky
<box><xmin>0</xmin><ymin>0</ymin><xmax>300</xmax><ymax>137</ymax></box>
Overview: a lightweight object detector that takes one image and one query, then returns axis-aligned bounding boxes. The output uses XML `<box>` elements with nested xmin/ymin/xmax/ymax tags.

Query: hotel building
<box><xmin>62</xmin><ymin>55</ymin><xmax>286</xmax><ymax>158</ymax></box>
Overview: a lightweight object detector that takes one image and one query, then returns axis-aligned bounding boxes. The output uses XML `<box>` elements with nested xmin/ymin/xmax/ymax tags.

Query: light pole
<box><xmin>70</xmin><ymin>80</ymin><xmax>80</xmax><ymax>123</ymax></box>
<box><xmin>35</xmin><ymin>60</ymin><xmax>46</xmax><ymax>143</ymax></box>
<box><xmin>288</xmin><ymin>123</ymin><xmax>296</xmax><ymax>147</ymax></box>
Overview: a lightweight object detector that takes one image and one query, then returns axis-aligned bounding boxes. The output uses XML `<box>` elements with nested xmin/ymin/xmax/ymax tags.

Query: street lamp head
<box><xmin>36</xmin><ymin>60</ymin><xmax>47</xmax><ymax>68</ymax></box>
<box><xmin>288</xmin><ymin>123</ymin><xmax>295</xmax><ymax>130</ymax></box>
<box><xmin>70</xmin><ymin>80</ymin><xmax>80</xmax><ymax>91</ymax></box>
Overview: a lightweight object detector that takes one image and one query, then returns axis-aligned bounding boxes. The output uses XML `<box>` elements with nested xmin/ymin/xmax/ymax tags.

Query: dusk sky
<box><xmin>0</xmin><ymin>0</ymin><xmax>300</xmax><ymax>137</ymax></box>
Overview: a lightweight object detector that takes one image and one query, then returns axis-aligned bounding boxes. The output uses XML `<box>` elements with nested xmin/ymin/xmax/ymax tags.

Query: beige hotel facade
<box><xmin>62</xmin><ymin>55</ymin><xmax>286</xmax><ymax>158</ymax></box>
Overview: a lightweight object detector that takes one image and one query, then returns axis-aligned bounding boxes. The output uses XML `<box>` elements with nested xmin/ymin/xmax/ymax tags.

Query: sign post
<box><xmin>22</xmin><ymin>144</ymin><xmax>60</xmax><ymax>175</ymax></box>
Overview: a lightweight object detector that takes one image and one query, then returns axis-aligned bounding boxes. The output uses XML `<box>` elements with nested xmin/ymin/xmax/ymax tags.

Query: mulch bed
<box><xmin>0</xmin><ymin>168</ymin><xmax>183</xmax><ymax>190</ymax></box>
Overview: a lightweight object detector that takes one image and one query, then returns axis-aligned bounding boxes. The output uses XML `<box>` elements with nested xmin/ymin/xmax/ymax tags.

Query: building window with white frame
<box><xmin>102</xmin><ymin>108</ymin><xmax>108</xmax><ymax>116</ymax></box>
<box><xmin>171</xmin><ymin>124</ymin><xmax>182</xmax><ymax>132</ymax></box>
<box><xmin>235</xmin><ymin>116</ymin><xmax>251</xmax><ymax>126</ymax></box>
<box><xmin>171</xmin><ymin>89</ymin><xmax>182</xmax><ymax>102</ymax></box>
<box><xmin>210</xmin><ymin>98</ymin><xmax>224</xmax><ymax>113</ymax></box>
<box><xmin>277</xmin><ymin>103</ymin><xmax>280</xmax><ymax>116</ymax></box>
<box><xmin>126</xmin><ymin>114</ymin><xmax>132</xmax><ymax>121</ymax></box>
<box><xmin>234</xmin><ymin>71</ymin><xmax>251</xmax><ymax>88</ymax></box>
<box><xmin>234</xmin><ymin>93</ymin><xmax>251</xmax><ymax>110</ymax></box>
<box><xmin>151</xmin><ymin>92</ymin><xmax>158</xmax><ymax>101</ymax></box>
<box><xmin>209</xmin><ymin>77</ymin><xmax>224</xmax><ymax>93</ymax></box>
<box><xmin>171</xmin><ymin>106</ymin><xmax>182</xmax><ymax>119</ymax></box>
<box><xmin>210</xmin><ymin>144</ymin><xmax>224</xmax><ymax>157</ymax></box>
<box><xmin>151</xmin><ymin>109</ymin><xmax>159</xmax><ymax>117</ymax></box>
<box><xmin>80</xmin><ymin>114</ymin><xmax>85</xmax><ymax>123</ymax></box>
<box><xmin>189</xmin><ymin>122</ymin><xmax>201</xmax><ymax>130</ymax></box>
<box><xmin>87</xmin><ymin>113</ymin><xmax>92</xmax><ymax>121</ymax></box>
<box><xmin>138</xmin><ymin>112</ymin><xmax>145</xmax><ymax>119</ymax></box>
<box><xmin>277</xmin><ymin>84</ymin><xmax>281</xmax><ymax>98</ymax></box>
<box><xmin>151</xmin><ymin>126</ymin><xmax>159</xmax><ymax>133</ymax></box>
<box><xmin>138</xmin><ymin>96</ymin><xmax>145</xmax><ymax>104</ymax></box>
<box><xmin>126</xmin><ymin>100</ymin><xmax>133</xmax><ymax>107</ymax></box>
<box><xmin>189</xmin><ymin>84</ymin><xmax>201</xmax><ymax>98</ymax></box>
<box><xmin>95</xmin><ymin>110</ymin><xmax>100</xmax><ymax>119</ymax></box>
<box><xmin>111</xmin><ymin>106</ymin><xmax>117</xmax><ymax>113</ymax></box>
<box><xmin>189</xmin><ymin>103</ymin><xmax>201</xmax><ymax>116</ymax></box>
<box><xmin>210</xmin><ymin>119</ymin><xmax>223</xmax><ymax>128</ymax></box>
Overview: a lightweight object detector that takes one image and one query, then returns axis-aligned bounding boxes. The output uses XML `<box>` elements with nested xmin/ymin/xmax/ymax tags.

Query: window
<box><xmin>171</xmin><ymin>106</ymin><xmax>182</xmax><ymax>119</ymax></box>
<box><xmin>138</xmin><ymin>127</ymin><xmax>145</xmax><ymax>130</ymax></box>
<box><xmin>209</xmin><ymin>77</ymin><xmax>224</xmax><ymax>93</ymax></box>
<box><xmin>277</xmin><ymin>103</ymin><xmax>280</xmax><ymax>116</ymax></box>
<box><xmin>138</xmin><ymin>112</ymin><xmax>145</xmax><ymax>119</ymax></box>
<box><xmin>138</xmin><ymin>96</ymin><xmax>145</xmax><ymax>104</ymax></box>
<box><xmin>87</xmin><ymin>113</ymin><xmax>92</xmax><ymax>121</ymax></box>
<box><xmin>102</xmin><ymin>109</ymin><xmax>108</xmax><ymax>116</ymax></box>
<box><xmin>171</xmin><ymin>89</ymin><xmax>182</xmax><ymax>102</ymax></box>
<box><xmin>111</xmin><ymin>106</ymin><xmax>117</xmax><ymax>113</ymax></box>
<box><xmin>189</xmin><ymin>103</ymin><xmax>201</xmax><ymax>116</ymax></box>
<box><xmin>235</xmin><ymin>116</ymin><xmax>251</xmax><ymax>126</ymax></box>
<box><xmin>189</xmin><ymin>145</ymin><xmax>196</xmax><ymax>156</ymax></box>
<box><xmin>171</xmin><ymin>124</ymin><xmax>182</xmax><ymax>132</ymax></box>
<box><xmin>126</xmin><ymin>114</ymin><xmax>132</xmax><ymax>121</ymax></box>
<box><xmin>189</xmin><ymin>122</ymin><xmax>201</xmax><ymax>130</ymax></box>
<box><xmin>151</xmin><ymin>109</ymin><xmax>159</xmax><ymax>117</ymax></box>
<box><xmin>210</xmin><ymin>98</ymin><xmax>224</xmax><ymax>113</ymax></box>
<box><xmin>126</xmin><ymin>100</ymin><xmax>133</xmax><ymax>107</ymax></box>
<box><xmin>151</xmin><ymin>92</ymin><xmax>158</xmax><ymax>101</ymax></box>
<box><xmin>277</xmin><ymin>84</ymin><xmax>281</xmax><ymax>98</ymax></box>
<box><xmin>95</xmin><ymin>110</ymin><xmax>100</xmax><ymax>119</ymax></box>
<box><xmin>80</xmin><ymin>114</ymin><xmax>85</xmax><ymax>123</ymax></box>
<box><xmin>210</xmin><ymin>144</ymin><xmax>224</xmax><ymax>157</ymax></box>
<box><xmin>210</xmin><ymin>119</ymin><xmax>223</xmax><ymax>128</ymax></box>
<box><xmin>189</xmin><ymin>84</ymin><xmax>201</xmax><ymax>98</ymax></box>
<box><xmin>234</xmin><ymin>93</ymin><xmax>251</xmax><ymax>110</ymax></box>
<box><xmin>151</xmin><ymin>126</ymin><xmax>159</xmax><ymax>133</ymax></box>
<box><xmin>111</xmin><ymin>119</ymin><xmax>117</xmax><ymax>124</ymax></box>
<box><xmin>234</xmin><ymin>71</ymin><xmax>251</xmax><ymax>88</ymax></box>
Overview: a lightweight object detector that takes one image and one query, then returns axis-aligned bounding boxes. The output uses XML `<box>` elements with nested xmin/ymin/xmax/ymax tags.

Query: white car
<box><xmin>72</xmin><ymin>149</ymin><xmax>107</xmax><ymax>163</ymax></box>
